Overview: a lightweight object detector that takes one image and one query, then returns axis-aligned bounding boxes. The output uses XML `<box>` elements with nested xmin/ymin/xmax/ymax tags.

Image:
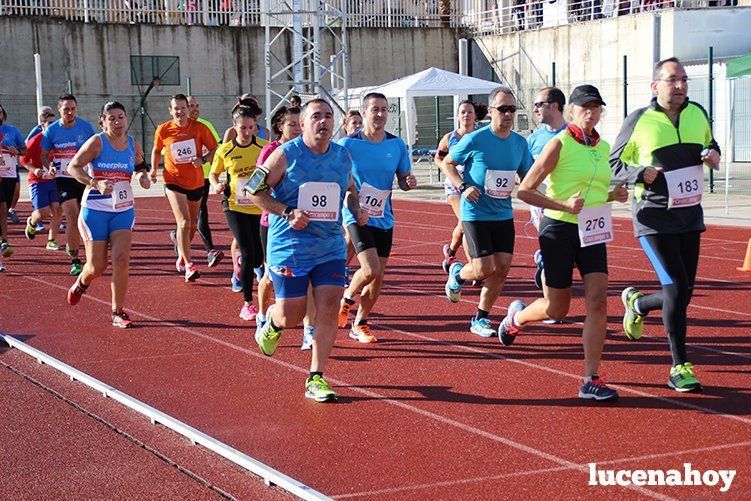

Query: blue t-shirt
<box><xmin>339</xmin><ymin>130</ymin><xmax>410</xmax><ymax>230</ymax></box>
<box><xmin>41</xmin><ymin>119</ymin><xmax>96</xmax><ymax>176</ymax></box>
<box><xmin>26</xmin><ymin>124</ymin><xmax>43</xmax><ymax>141</ymax></box>
<box><xmin>267</xmin><ymin>136</ymin><xmax>352</xmax><ymax>271</ymax></box>
<box><xmin>449</xmin><ymin>126</ymin><xmax>533</xmax><ymax>222</ymax></box>
<box><xmin>527</xmin><ymin>124</ymin><xmax>567</xmax><ymax>159</ymax></box>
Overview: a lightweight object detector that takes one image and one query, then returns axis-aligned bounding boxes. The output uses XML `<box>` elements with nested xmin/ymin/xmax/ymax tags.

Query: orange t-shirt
<box><xmin>154</xmin><ymin>118</ymin><xmax>218</xmax><ymax>190</ymax></box>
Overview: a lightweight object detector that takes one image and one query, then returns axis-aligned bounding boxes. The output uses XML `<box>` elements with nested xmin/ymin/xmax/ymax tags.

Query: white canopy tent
<box><xmin>366</xmin><ymin>67</ymin><xmax>503</xmax><ymax>156</ymax></box>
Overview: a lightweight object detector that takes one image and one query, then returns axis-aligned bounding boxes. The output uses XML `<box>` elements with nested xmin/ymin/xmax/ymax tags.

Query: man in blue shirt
<box><xmin>337</xmin><ymin>92</ymin><xmax>416</xmax><ymax>343</ymax></box>
<box><xmin>251</xmin><ymin>99</ymin><xmax>368</xmax><ymax>403</ymax></box>
<box><xmin>41</xmin><ymin>95</ymin><xmax>96</xmax><ymax>276</ymax></box>
<box><xmin>441</xmin><ymin>86</ymin><xmax>533</xmax><ymax>339</ymax></box>
<box><xmin>0</xmin><ymin>103</ymin><xmax>28</xmax><ymax>264</ymax></box>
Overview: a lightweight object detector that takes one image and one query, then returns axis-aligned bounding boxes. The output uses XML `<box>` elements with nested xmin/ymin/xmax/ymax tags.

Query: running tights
<box><xmin>197</xmin><ymin>179</ymin><xmax>214</xmax><ymax>251</ymax></box>
<box><xmin>224</xmin><ymin>210</ymin><xmax>263</xmax><ymax>303</ymax></box>
<box><xmin>636</xmin><ymin>232</ymin><xmax>701</xmax><ymax>366</ymax></box>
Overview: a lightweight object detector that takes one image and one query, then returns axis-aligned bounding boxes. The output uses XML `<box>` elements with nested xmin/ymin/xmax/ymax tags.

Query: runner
<box><xmin>41</xmin><ymin>95</ymin><xmax>96</xmax><ymax>276</ymax></box>
<box><xmin>527</xmin><ymin>87</ymin><xmax>567</xmax><ymax>298</ymax></box>
<box><xmin>507</xmin><ymin>85</ymin><xmax>628</xmax><ymax>401</ymax></box>
<box><xmin>342</xmin><ymin>109</ymin><xmax>363</xmax><ymax>136</ymax></box>
<box><xmin>22</xmin><ymin>112</ymin><xmax>63</xmax><ymax>250</ymax></box>
<box><xmin>26</xmin><ymin>106</ymin><xmax>55</xmax><ymax>140</ymax></box>
<box><xmin>186</xmin><ymin>95</ymin><xmax>224</xmax><ymax>268</ymax></box>
<box><xmin>611</xmin><ymin>57</ymin><xmax>720</xmax><ymax>392</ymax></box>
<box><xmin>251</xmin><ymin>98</ymin><xmax>368</xmax><ymax>402</ymax></box>
<box><xmin>337</xmin><ymin>92</ymin><xmax>416</xmax><ymax>343</ymax></box>
<box><xmin>440</xmin><ymin>86</ymin><xmax>533</xmax><ymax>338</ymax></box>
<box><xmin>434</xmin><ymin>100</ymin><xmax>478</xmax><ymax>272</ymax></box>
<box><xmin>65</xmin><ymin>101</ymin><xmax>151</xmax><ymax>328</ymax></box>
<box><xmin>150</xmin><ymin>93</ymin><xmax>218</xmax><ymax>282</ymax></box>
<box><xmin>210</xmin><ymin>101</ymin><xmax>268</xmax><ymax>321</ymax></box>
<box><xmin>0</xmin><ymin>103</ymin><xmax>27</xmax><ymax>262</ymax></box>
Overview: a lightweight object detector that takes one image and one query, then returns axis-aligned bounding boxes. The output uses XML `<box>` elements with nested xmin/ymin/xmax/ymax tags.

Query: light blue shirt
<box><xmin>527</xmin><ymin>124</ymin><xmax>567</xmax><ymax>159</ymax></box>
<box><xmin>449</xmin><ymin>126</ymin><xmax>533</xmax><ymax>222</ymax></box>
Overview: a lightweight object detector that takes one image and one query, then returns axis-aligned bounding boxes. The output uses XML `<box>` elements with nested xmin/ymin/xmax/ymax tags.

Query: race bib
<box><xmin>0</xmin><ymin>153</ymin><xmax>17</xmax><ymax>176</ymax></box>
<box><xmin>577</xmin><ymin>204</ymin><xmax>613</xmax><ymax>248</ymax></box>
<box><xmin>55</xmin><ymin>157</ymin><xmax>73</xmax><ymax>177</ymax></box>
<box><xmin>170</xmin><ymin>139</ymin><xmax>197</xmax><ymax>164</ymax></box>
<box><xmin>111</xmin><ymin>181</ymin><xmax>134</xmax><ymax>210</ymax></box>
<box><xmin>484</xmin><ymin>170</ymin><xmax>516</xmax><ymax>199</ymax></box>
<box><xmin>234</xmin><ymin>177</ymin><xmax>255</xmax><ymax>206</ymax></box>
<box><xmin>664</xmin><ymin>165</ymin><xmax>703</xmax><ymax>209</ymax></box>
<box><xmin>359</xmin><ymin>182</ymin><xmax>390</xmax><ymax>219</ymax></box>
<box><xmin>297</xmin><ymin>182</ymin><xmax>341</xmax><ymax>221</ymax></box>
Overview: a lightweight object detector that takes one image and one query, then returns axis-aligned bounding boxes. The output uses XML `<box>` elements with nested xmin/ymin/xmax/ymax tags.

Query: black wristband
<box><xmin>458</xmin><ymin>183</ymin><xmax>468</xmax><ymax>193</ymax></box>
<box><xmin>282</xmin><ymin>206</ymin><xmax>294</xmax><ymax>220</ymax></box>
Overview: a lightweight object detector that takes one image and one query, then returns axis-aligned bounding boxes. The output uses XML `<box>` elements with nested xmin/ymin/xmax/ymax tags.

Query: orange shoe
<box><xmin>338</xmin><ymin>299</ymin><xmax>352</xmax><ymax>328</ymax></box>
<box><xmin>349</xmin><ymin>323</ymin><xmax>377</xmax><ymax>343</ymax></box>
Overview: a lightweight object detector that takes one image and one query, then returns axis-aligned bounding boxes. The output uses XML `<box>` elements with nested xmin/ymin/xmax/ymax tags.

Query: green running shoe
<box><xmin>25</xmin><ymin>217</ymin><xmax>36</xmax><ymax>240</ymax></box>
<box><xmin>621</xmin><ymin>287</ymin><xmax>645</xmax><ymax>340</ymax></box>
<box><xmin>305</xmin><ymin>374</ymin><xmax>338</xmax><ymax>402</ymax></box>
<box><xmin>1</xmin><ymin>242</ymin><xmax>13</xmax><ymax>258</ymax></box>
<box><xmin>254</xmin><ymin>305</ymin><xmax>282</xmax><ymax>356</ymax></box>
<box><xmin>669</xmin><ymin>362</ymin><xmax>702</xmax><ymax>392</ymax></box>
<box><xmin>46</xmin><ymin>239</ymin><xmax>61</xmax><ymax>251</ymax></box>
<box><xmin>70</xmin><ymin>259</ymin><xmax>83</xmax><ymax>276</ymax></box>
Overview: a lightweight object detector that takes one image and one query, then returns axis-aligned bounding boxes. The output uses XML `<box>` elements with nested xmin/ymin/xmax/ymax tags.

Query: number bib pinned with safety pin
<box><xmin>55</xmin><ymin>157</ymin><xmax>73</xmax><ymax>177</ymax></box>
<box><xmin>577</xmin><ymin>204</ymin><xmax>613</xmax><ymax>248</ymax></box>
<box><xmin>484</xmin><ymin>170</ymin><xmax>516</xmax><ymax>199</ymax></box>
<box><xmin>170</xmin><ymin>139</ymin><xmax>197</xmax><ymax>164</ymax></box>
<box><xmin>663</xmin><ymin>165</ymin><xmax>703</xmax><ymax>209</ymax></box>
<box><xmin>358</xmin><ymin>182</ymin><xmax>390</xmax><ymax>219</ymax></box>
<box><xmin>0</xmin><ymin>152</ymin><xmax>18</xmax><ymax>176</ymax></box>
<box><xmin>234</xmin><ymin>177</ymin><xmax>255</xmax><ymax>206</ymax></box>
<box><xmin>297</xmin><ymin>182</ymin><xmax>341</xmax><ymax>221</ymax></box>
<box><xmin>111</xmin><ymin>181</ymin><xmax>134</xmax><ymax>210</ymax></box>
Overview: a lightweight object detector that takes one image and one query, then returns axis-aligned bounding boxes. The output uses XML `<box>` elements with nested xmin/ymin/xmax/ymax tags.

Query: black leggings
<box><xmin>637</xmin><ymin>232</ymin><xmax>701</xmax><ymax>366</ymax></box>
<box><xmin>197</xmin><ymin>179</ymin><xmax>214</xmax><ymax>251</ymax></box>
<box><xmin>224</xmin><ymin>211</ymin><xmax>263</xmax><ymax>302</ymax></box>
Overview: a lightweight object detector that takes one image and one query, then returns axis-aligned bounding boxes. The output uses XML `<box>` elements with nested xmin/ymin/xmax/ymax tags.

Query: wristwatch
<box><xmin>282</xmin><ymin>206</ymin><xmax>294</xmax><ymax>221</ymax></box>
<box><xmin>458</xmin><ymin>183</ymin><xmax>468</xmax><ymax>193</ymax></box>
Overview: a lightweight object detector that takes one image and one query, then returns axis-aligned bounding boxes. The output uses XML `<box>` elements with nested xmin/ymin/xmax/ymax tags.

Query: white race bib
<box><xmin>577</xmin><ymin>204</ymin><xmax>613</xmax><ymax>248</ymax></box>
<box><xmin>55</xmin><ymin>157</ymin><xmax>73</xmax><ymax>177</ymax></box>
<box><xmin>0</xmin><ymin>153</ymin><xmax>18</xmax><ymax>177</ymax></box>
<box><xmin>358</xmin><ymin>182</ymin><xmax>390</xmax><ymax>219</ymax></box>
<box><xmin>111</xmin><ymin>181</ymin><xmax>134</xmax><ymax>210</ymax></box>
<box><xmin>170</xmin><ymin>139</ymin><xmax>197</xmax><ymax>164</ymax></box>
<box><xmin>234</xmin><ymin>177</ymin><xmax>255</xmax><ymax>206</ymax></box>
<box><xmin>663</xmin><ymin>165</ymin><xmax>703</xmax><ymax>209</ymax></box>
<box><xmin>484</xmin><ymin>170</ymin><xmax>516</xmax><ymax>199</ymax></box>
<box><xmin>297</xmin><ymin>182</ymin><xmax>341</xmax><ymax>221</ymax></box>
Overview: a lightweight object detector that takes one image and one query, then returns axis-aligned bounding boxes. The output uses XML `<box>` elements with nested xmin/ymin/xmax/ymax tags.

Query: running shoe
<box><xmin>1</xmin><ymin>242</ymin><xmax>13</xmax><ymax>258</ymax></box>
<box><xmin>301</xmin><ymin>326</ymin><xmax>314</xmax><ymax>350</ymax></box>
<box><xmin>176</xmin><ymin>257</ymin><xmax>186</xmax><ymax>273</ymax></box>
<box><xmin>207</xmin><ymin>249</ymin><xmax>224</xmax><ymax>268</ymax></box>
<box><xmin>231</xmin><ymin>274</ymin><xmax>243</xmax><ymax>293</ymax></box>
<box><xmin>46</xmin><ymin>239</ymin><xmax>61</xmax><ymax>251</ymax></box>
<box><xmin>67</xmin><ymin>276</ymin><xmax>87</xmax><ymax>305</ymax></box>
<box><xmin>445</xmin><ymin>262</ymin><xmax>463</xmax><ymax>303</ymax></box>
<box><xmin>112</xmin><ymin>310</ymin><xmax>134</xmax><ymax>329</ymax></box>
<box><xmin>239</xmin><ymin>303</ymin><xmax>258</xmax><ymax>321</ymax></box>
<box><xmin>169</xmin><ymin>229</ymin><xmax>178</xmax><ymax>255</ymax></box>
<box><xmin>305</xmin><ymin>374</ymin><xmax>338</xmax><ymax>402</ymax></box>
<box><xmin>344</xmin><ymin>266</ymin><xmax>350</xmax><ymax>287</ymax></box>
<box><xmin>621</xmin><ymin>287</ymin><xmax>646</xmax><ymax>341</ymax></box>
<box><xmin>470</xmin><ymin>317</ymin><xmax>495</xmax><ymax>338</ymax></box>
<box><xmin>185</xmin><ymin>262</ymin><xmax>200</xmax><ymax>282</ymax></box>
<box><xmin>255</xmin><ymin>305</ymin><xmax>282</xmax><ymax>356</ymax></box>
<box><xmin>498</xmin><ymin>300</ymin><xmax>526</xmax><ymax>346</ymax></box>
<box><xmin>254</xmin><ymin>265</ymin><xmax>265</xmax><ymax>283</ymax></box>
<box><xmin>25</xmin><ymin>217</ymin><xmax>36</xmax><ymax>240</ymax></box>
<box><xmin>349</xmin><ymin>323</ymin><xmax>377</xmax><ymax>343</ymax></box>
<box><xmin>533</xmin><ymin>249</ymin><xmax>544</xmax><ymax>290</ymax></box>
<box><xmin>441</xmin><ymin>243</ymin><xmax>458</xmax><ymax>273</ymax></box>
<box><xmin>70</xmin><ymin>259</ymin><xmax>83</xmax><ymax>276</ymax></box>
<box><xmin>0</xmin><ymin>260</ymin><xmax>5</xmax><ymax>272</ymax></box>
<box><xmin>668</xmin><ymin>363</ymin><xmax>702</xmax><ymax>392</ymax></box>
<box><xmin>338</xmin><ymin>299</ymin><xmax>352</xmax><ymax>328</ymax></box>
<box><xmin>8</xmin><ymin>208</ymin><xmax>19</xmax><ymax>224</ymax></box>
<box><xmin>36</xmin><ymin>222</ymin><xmax>44</xmax><ymax>231</ymax></box>
<box><xmin>579</xmin><ymin>376</ymin><xmax>619</xmax><ymax>401</ymax></box>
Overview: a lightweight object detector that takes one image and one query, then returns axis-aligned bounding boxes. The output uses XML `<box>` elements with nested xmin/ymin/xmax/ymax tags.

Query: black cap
<box><xmin>569</xmin><ymin>85</ymin><xmax>606</xmax><ymax>106</ymax></box>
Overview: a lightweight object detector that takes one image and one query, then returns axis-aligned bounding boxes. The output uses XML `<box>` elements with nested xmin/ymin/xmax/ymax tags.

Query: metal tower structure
<box><xmin>262</xmin><ymin>0</ymin><xmax>350</xmax><ymax>130</ymax></box>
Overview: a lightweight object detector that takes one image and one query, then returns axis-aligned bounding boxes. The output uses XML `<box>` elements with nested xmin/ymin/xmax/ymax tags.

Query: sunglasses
<box><xmin>492</xmin><ymin>105</ymin><xmax>518</xmax><ymax>114</ymax></box>
<box><xmin>533</xmin><ymin>101</ymin><xmax>554</xmax><ymax>108</ymax></box>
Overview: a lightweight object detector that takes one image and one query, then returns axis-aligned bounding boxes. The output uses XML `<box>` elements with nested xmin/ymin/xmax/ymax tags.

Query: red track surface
<box><xmin>2</xmin><ymin>196</ymin><xmax>751</xmax><ymax>499</ymax></box>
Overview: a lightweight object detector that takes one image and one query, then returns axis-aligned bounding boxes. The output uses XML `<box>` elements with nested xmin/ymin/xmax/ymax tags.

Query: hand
<box><xmin>33</xmin><ymin>167</ymin><xmax>44</xmax><ymax>177</ymax></box>
<box><xmin>462</xmin><ymin>185</ymin><xmax>481</xmax><ymax>203</ymax></box>
<box><xmin>355</xmin><ymin>207</ymin><xmax>369</xmax><ymax>226</ymax></box>
<box><xmin>95</xmin><ymin>179</ymin><xmax>113</xmax><ymax>195</ymax></box>
<box><xmin>642</xmin><ymin>167</ymin><xmax>662</xmax><ymax>184</ymax></box>
<box><xmin>190</xmin><ymin>156</ymin><xmax>203</xmax><ymax>168</ymax></box>
<box><xmin>288</xmin><ymin>209</ymin><xmax>310</xmax><ymax>230</ymax></box>
<box><xmin>611</xmin><ymin>180</ymin><xmax>628</xmax><ymax>204</ymax></box>
<box><xmin>565</xmin><ymin>191</ymin><xmax>584</xmax><ymax>214</ymax></box>
<box><xmin>149</xmin><ymin>169</ymin><xmax>158</xmax><ymax>184</ymax></box>
<box><xmin>138</xmin><ymin>172</ymin><xmax>151</xmax><ymax>190</ymax></box>
<box><xmin>405</xmin><ymin>174</ymin><xmax>417</xmax><ymax>190</ymax></box>
<box><xmin>702</xmin><ymin>149</ymin><xmax>721</xmax><ymax>170</ymax></box>
<box><xmin>212</xmin><ymin>182</ymin><xmax>226</xmax><ymax>194</ymax></box>
<box><xmin>49</xmin><ymin>166</ymin><xmax>57</xmax><ymax>177</ymax></box>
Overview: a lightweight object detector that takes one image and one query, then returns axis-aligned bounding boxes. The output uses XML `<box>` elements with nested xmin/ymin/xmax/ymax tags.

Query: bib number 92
<box><xmin>495</xmin><ymin>178</ymin><xmax>509</xmax><ymax>188</ymax></box>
